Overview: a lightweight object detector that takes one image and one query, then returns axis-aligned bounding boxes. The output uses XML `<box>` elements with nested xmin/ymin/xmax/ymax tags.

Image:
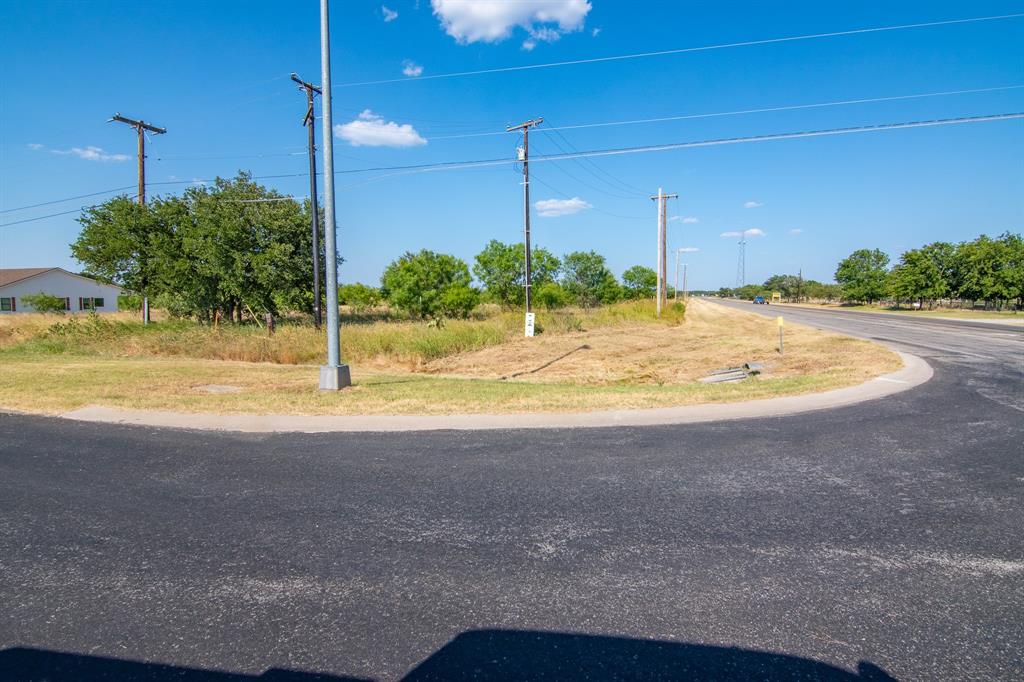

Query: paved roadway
<box><xmin>1</xmin><ymin>305</ymin><xmax>1022</xmax><ymax>680</ymax></box>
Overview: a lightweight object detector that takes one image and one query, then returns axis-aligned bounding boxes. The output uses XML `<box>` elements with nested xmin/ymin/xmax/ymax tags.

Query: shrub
<box><xmin>438</xmin><ymin>284</ymin><xmax>480</xmax><ymax>319</ymax></box>
<box><xmin>535</xmin><ymin>282</ymin><xmax>571</xmax><ymax>310</ymax></box>
<box><xmin>20</xmin><ymin>292</ymin><xmax>68</xmax><ymax>314</ymax></box>
<box><xmin>338</xmin><ymin>283</ymin><xmax>381</xmax><ymax>313</ymax></box>
<box><xmin>381</xmin><ymin>249</ymin><xmax>477</xmax><ymax>320</ymax></box>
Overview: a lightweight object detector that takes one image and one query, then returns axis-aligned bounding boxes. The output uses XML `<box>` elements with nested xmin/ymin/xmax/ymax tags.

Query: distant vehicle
<box><xmin>753</xmin><ymin>296</ymin><xmax>768</xmax><ymax>304</ymax></box>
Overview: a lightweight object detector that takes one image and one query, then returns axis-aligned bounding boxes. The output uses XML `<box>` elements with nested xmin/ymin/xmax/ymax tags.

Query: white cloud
<box><xmin>677</xmin><ymin>247</ymin><xmax>700</xmax><ymax>253</ymax></box>
<box><xmin>402</xmin><ymin>60</ymin><xmax>424</xmax><ymax>77</ymax></box>
<box><xmin>592</xmin><ymin>27</ymin><xmax>601</xmax><ymax>37</ymax></box>
<box><xmin>431</xmin><ymin>0</ymin><xmax>591</xmax><ymax>45</ymax></box>
<box><xmin>789</xmin><ymin>228</ymin><xmax>803</xmax><ymax>235</ymax></box>
<box><xmin>672</xmin><ymin>216</ymin><xmax>699</xmax><ymax>224</ymax></box>
<box><xmin>334</xmin><ymin>110</ymin><xmax>427</xmax><ymax>147</ymax></box>
<box><xmin>51</xmin><ymin>146</ymin><xmax>130</xmax><ymax>162</ymax></box>
<box><xmin>382</xmin><ymin>5</ymin><xmax>398</xmax><ymax>22</ymax></box>
<box><xmin>535</xmin><ymin>196</ymin><xmax>591</xmax><ymax>217</ymax></box>
<box><xmin>720</xmin><ymin>228</ymin><xmax>766</xmax><ymax>238</ymax></box>
<box><xmin>26</xmin><ymin>143</ymin><xmax>43</xmax><ymax>150</ymax></box>
<box><xmin>522</xmin><ymin>38</ymin><xmax>537</xmax><ymax>51</ymax></box>
<box><xmin>743</xmin><ymin>200</ymin><xmax>763</xmax><ymax>209</ymax></box>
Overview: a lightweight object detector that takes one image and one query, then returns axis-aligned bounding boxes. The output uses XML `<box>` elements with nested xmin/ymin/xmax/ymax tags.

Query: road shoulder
<box><xmin>53</xmin><ymin>351</ymin><xmax>931</xmax><ymax>433</ymax></box>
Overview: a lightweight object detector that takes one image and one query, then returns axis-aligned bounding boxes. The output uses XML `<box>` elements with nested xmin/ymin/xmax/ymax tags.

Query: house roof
<box><xmin>0</xmin><ymin>268</ymin><xmax>56</xmax><ymax>287</ymax></box>
<box><xmin>0</xmin><ymin>267</ymin><xmax>122</xmax><ymax>290</ymax></box>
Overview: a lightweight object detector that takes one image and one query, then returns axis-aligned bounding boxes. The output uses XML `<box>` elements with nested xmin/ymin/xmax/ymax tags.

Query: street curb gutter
<box><xmin>56</xmin><ymin>351</ymin><xmax>931</xmax><ymax>433</ymax></box>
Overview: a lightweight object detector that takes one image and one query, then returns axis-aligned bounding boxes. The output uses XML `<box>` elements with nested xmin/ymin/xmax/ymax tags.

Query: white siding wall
<box><xmin>0</xmin><ymin>271</ymin><xmax>122</xmax><ymax>313</ymax></box>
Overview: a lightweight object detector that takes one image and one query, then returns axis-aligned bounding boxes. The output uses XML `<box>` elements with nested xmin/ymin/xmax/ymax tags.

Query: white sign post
<box><xmin>524</xmin><ymin>312</ymin><xmax>536</xmax><ymax>338</ymax></box>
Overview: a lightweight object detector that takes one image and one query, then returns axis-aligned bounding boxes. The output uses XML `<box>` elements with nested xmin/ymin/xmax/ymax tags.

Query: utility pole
<box><xmin>673</xmin><ymin>248</ymin><xmax>690</xmax><ymax>302</ymax></box>
<box><xmin>506</xmin><ymin>117</ymin><xmax>543</xmax><ymax>336</ymax></box>
<box><xmin>110</xmin><ymin>113</ymin><xmax>165</xmax><ymax>325</ymax></box>
<box><xmin>649</xmin><ymin>188</ymin><xmax>678</xmax><ymax>316</ymax></box>
<box><xmin>683</xmin><ymin>262</ymin><xmax>689</xmax><ymax>301</ymax></box>
<box><xmin>736</xmin><ymin>235</ymin><xmax>747</xmax><ymax>288</ymax></box>
<box><xmin>290</xmin><ymin>72</ymin><xmax>323</xmax><ymax>329</ymax></box>
<box><xmin>317</xmin><ymin>0</ymin><xmax>350</xmax><ymax>389</ymax></box>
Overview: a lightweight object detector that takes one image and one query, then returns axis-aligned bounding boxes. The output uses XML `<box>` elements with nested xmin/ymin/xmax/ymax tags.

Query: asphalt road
<box><xmin>2</xmin><ymin>305</ymin><xmax>1022</xmax><ymax>681</ymax></box>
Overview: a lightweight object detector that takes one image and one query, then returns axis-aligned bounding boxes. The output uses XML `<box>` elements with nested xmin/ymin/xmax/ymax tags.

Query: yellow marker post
<box><xmin>777</xmin><ymin>316</ymin><xmax>784</xmax><ymax>354</ymax></box>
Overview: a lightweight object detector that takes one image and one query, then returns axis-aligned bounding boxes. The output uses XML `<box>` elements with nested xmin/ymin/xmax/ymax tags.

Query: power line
<box><xmin>3</xmin><ymin>111</ymin><xmax>1020</xmax><ymax>228</ymax></box>
<box><xmin>533</xmin><ymin>132</ymin><xmax>642</xmax><ymax>201</ymax></box>
<box><xmin>427</xmin><ymin>84</ymin><xmax>1024</xmax><ymax>140</ymax></box>
<box><xmin>334</xmin><ymin>13</ymin><xmax>1024</xmax><ymax>88</ymax></box>
<box><xmin>0</xmin><ymin>207</ymin><xmax>92</xmax><ymax>227</ymax></box>
<box><xmin>523</xmin><ymin>112</ymin><xmax>1024</xmax><ymax>164</ymax></box>
<box><xmin>0</xmin><ymin>185</ymin><xmax>137</xmax><ymax>214</ymax></box>
<box><xmin>545</xmin><ymin>126</ymin><xmax>649</xmax><ymax>196</ymax></box>
<box><xmin>6</xmin><ymin>84</ymin><xmax>1014</xmax><ymax>216</ymax></box>
<box><xmin>530</xmin><ymin>172</ymin><xmax>648</xmax><ymax>221</ymax></box>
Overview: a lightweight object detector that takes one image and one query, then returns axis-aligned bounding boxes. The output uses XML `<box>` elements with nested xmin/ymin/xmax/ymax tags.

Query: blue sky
<box><xmin>1</xmin><ymin>0</ymin><xmax>1021</xmax><ymax>290</ymax></box>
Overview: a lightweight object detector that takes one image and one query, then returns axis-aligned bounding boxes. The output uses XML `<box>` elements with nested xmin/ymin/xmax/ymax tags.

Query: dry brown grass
<box><xmin>0</xmin><ymin>300</ymin><xmax>901</xmax><ymax>416</ymax></box>
<box><xmin>427</xmin><ymin>299</ymin><xmax>899</xmax><ymax>386</ymax></box>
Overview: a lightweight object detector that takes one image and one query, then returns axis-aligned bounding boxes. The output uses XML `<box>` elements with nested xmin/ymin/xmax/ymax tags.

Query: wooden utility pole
<box><xmin>650</xmin><ymin>188</ymin><xmax>678</xmax><ymax>316</ymax></box>
<box><xmin>291</xmin><ymin>73</ymin><xmax>324</xmax><ymax>329</ymax></box>
<box><xmin>110</xmin><ymin>113</ymin><xmax>166</xmax><ymax>324</ymax></box>
<box><xmin>506</xmin><ymin>118</ymin><xmax>543</xmax><ymax>334</ymax></box>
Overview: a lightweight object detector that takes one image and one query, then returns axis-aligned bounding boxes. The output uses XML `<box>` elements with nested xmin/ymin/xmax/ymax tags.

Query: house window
<box><xmin>0</xmin><ymin>297</ymin><xmax>13</xmax><ymax>312</ymax></box>
<box><xmin>79</xmin><ymin>297</ymin><xmax>105</xmax><ymax>310</ymax></box>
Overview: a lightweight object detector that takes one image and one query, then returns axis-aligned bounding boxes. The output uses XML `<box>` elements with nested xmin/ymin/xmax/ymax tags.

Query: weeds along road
<box><xmin>1</xmin><ymin>303</ymin><xmax>1023</xmax><ymax>680</ymax></box>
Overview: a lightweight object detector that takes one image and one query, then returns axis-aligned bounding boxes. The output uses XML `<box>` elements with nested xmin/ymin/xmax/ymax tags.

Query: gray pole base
<box><xmin>319</xmin><ymin>364</ymin><xmax>352</xmax><ymax>390</ymax></box>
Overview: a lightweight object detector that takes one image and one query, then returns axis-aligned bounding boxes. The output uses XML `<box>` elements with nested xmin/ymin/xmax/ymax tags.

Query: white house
<box><xmin>0</xmin><ymin>268</ymin><xmax>123</xmax><ymax>313</ymax></box>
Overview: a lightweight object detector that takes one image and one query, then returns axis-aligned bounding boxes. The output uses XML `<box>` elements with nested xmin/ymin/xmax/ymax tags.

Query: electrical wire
<box><xmin>3</xmin><ymin>111</ymin><xmax>1020</xmax><ymax>228</ymax></box>
<box><xmin>529</xmin><ymin>172</ymin><xmax>649</xmax><ymax>221</ymax></box>
<box><xmin>1</xmin><ymin>185</ymin><xmax>137</xmax><ymax>214</ymax></box>
<box><xmin>426</xmin><ymin>85</ymin><xmax>1024</xmax><ymax>141</ymax></box>
<box><xmin>532</xmin><ymin>132</ymin><xmax>642</xmax><ymax>200</ymax></box>
<box><xmin>334</xmin><ymin>13</ymin><xmax>1024</xmax><ymax>87</ymax></box>
<box><xmin>544</xmin><ymin>127</ymin><xmax>650</xmax><ymax>196</ymax></box>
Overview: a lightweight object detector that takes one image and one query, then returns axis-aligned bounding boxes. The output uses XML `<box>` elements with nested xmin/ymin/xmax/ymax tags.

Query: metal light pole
<box><xmin>317</xmin><ymin>0</ymin><xmax>350</xmax><ymax>390</ymax></box>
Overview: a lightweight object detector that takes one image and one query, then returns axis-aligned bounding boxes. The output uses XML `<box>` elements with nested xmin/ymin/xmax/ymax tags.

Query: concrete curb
<box><xmin>55</xmin><ymin>351</ymin><xmax>932</xmax><ymax>433</ymax></box>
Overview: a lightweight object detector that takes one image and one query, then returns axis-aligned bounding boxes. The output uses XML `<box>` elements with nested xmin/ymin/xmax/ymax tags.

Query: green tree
<box><xmin>71</xmin><ymin>195</ymin><xmax>166</xmax><ymax>301</ymax></box>
<box><xmin>338</xmin><ymin>283</ymin><xmax>381</xmax><ymax>313</ymax></box>
<box><xmin>835</xmin><ymin>249</ymin><xmax>890</xmax><ymax>304</ymax></box>
<box><xmin>472</xmin><ymin>240</ymin><xmax>559</xmax><ymax>308</ymax></box>
<box><xmin>73</xmin><ymin>172</ymin><xmax>321</xmax><ymax>323</ymax></box>
<box><xmin>534</xmin><ymin>281</ymin><xmax>571</xmax><ymax>310</ymax></box>
<box><xmin>1000</xmin><ymin>232</ymin><xmax>1024</xmax><ymax>310</ymax></box>
<box><xmin>20</xmin><ymin>292</ymin><xmax>68</xmax><ymax>314</ymax></box>
<box><xmin>438</xmin><ymin>284</ymin><xmax>480</xmax><ymax>319</ymax></box>
<box><xmin>888</xmin><ymin>249</ymin><xmax>945</xmax><ymax>307</ymax></box>
<box><xmin>953</xmin><ymin>235</ymin><xmax>1015</xmax><ymax>309</ymax></box>
<box><xmin>763</xmin><ymin>274</ymin><xmax>803</xmax><ymax>300</ymax></box>
<box><xmin>561</xmin><ymin>251</ymin><xmax>617</xmax><ymax>307</ymax></box>
<box><xmin>381</xmin><ymin>249</ymin><xmax>477</xmax><ymax>319</ymax></box>
<box><xmin>920</xmin><ymin>241</ymin><xmax>957</xmax><ymax>299</ymax></box>
<box><xmin>621</xmin><ymin>265</ymin><xmax>657</xmax><ymax>299</ymax></box>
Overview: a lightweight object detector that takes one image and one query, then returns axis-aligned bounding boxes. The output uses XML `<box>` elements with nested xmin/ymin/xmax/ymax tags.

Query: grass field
<box><xmin>0</xmin><ymin>300</ymin><xmax>900</xmax><ymax>416</ymax></box>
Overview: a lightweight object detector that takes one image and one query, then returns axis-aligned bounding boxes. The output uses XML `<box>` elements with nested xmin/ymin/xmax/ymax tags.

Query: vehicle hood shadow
<box><xmin>1</xmin><ymin>630</ymin><xmax>898</xmax><ymax>680</ymax></box>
